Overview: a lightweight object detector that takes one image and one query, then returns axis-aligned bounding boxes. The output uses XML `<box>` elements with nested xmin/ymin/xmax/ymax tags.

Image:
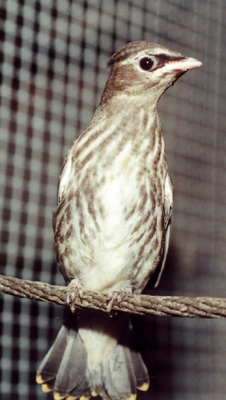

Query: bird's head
<box><xmin>101</xmin><ymin>41</ymin><xmax>202</xmax><ymax>106</ymax></box>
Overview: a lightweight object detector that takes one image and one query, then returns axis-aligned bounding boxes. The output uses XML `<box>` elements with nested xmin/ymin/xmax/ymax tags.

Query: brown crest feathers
<box><xmin>106</xmin><ymin>40</ymin><xmax>182</xmax><ymax>67</ymax></box>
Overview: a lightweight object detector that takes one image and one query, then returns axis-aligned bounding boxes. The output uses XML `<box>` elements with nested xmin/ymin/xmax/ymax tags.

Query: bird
<box><xmin>36</xmin><ymin>41</ymin><xmax>202</xmax><ymax>400</ymax></box>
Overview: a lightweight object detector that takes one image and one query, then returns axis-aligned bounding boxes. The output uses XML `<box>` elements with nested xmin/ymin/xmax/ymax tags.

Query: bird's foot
<box><xmin>67</xmin><ymin>278</ymin><xmax>83</xmax><ymax>313</ymax></box>
<box><xmin>107</xmin><ymin>287</ymin><xmax>132</xmax><ymax>312</ymax></box>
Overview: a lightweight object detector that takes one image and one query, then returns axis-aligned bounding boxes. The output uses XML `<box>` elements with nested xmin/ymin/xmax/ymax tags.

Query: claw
<box><xmin>107</xmin><ymin>287</ymin><xmax>132</xmax><ymax>312</ymax></box>
<box><xmin>67</xmin><ymin>278</ymin><xmax>83</xmax><ymax>313</ymax></box>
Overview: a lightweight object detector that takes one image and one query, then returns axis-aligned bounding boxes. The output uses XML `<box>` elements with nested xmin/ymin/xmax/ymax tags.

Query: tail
<box><xmin>36</xmin><ymin>311</ymin><xmax>149</xmax><ymax>400</ymax></box>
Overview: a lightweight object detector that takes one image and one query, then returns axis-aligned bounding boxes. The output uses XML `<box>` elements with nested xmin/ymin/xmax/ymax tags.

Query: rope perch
<box><xmin>0</xmin><ymin>274</ymin><xmax>226</xmax><ymax>318</ymax></box>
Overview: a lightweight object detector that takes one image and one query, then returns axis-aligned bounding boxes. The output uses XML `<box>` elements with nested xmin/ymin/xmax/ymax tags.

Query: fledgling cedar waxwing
<box><xmin>37</xmin><ymin>41</ymin><xmax>202</xmax><ymax>400</ymax></box>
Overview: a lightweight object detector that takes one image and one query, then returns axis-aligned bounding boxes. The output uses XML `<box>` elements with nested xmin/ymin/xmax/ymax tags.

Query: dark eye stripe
<box><xmin>157</xmin><ymin>54</ymin><xmax>185</xmax><ymax>64</ymax></box>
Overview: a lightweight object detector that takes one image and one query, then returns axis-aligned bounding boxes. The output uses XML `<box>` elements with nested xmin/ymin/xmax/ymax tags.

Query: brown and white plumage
<box><xmin>37</xmin><ymin>41</ymin><xmax>202</xmax><ymax>400</ymax></box>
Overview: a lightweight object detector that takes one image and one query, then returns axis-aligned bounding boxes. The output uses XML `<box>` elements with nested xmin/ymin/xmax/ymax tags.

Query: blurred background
<box><xmin>0</xmin><ymin>0</ymin><xmax>226</xmax><ymax>399</ymax></box>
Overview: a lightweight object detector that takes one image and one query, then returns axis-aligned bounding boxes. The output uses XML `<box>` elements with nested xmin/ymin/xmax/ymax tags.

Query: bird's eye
<box><xmin>140</xmin><ymin>57</ymin><xmax>154</xmax><ymax>71</ymax></box>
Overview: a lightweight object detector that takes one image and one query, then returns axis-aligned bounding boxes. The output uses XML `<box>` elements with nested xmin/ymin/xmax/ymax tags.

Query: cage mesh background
<box><xmin>0</xmin><ymin>0</ymin><xmax>226</xmax><ymax>399</ymax></box>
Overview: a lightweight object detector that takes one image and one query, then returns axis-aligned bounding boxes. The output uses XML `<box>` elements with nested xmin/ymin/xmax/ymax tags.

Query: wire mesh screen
<box><xmin>0</xmin><ymin>0</ymin><xmax>226</xmax><ymax>399</ymax></box>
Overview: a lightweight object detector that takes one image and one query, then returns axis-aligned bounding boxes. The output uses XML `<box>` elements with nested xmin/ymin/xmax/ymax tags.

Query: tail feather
<box><xmin>36</xmin><ymin>316</ymin><xmax>149</xmax><ymax>400</ymax></box>
<box><xmin>103</xmin><ymin>344</ymin><xmax>136</xmax><ymax>400</ymax></box>
<box><xmin>37</xmin><ymin>326</ymin><xmax>68</xmax><ymax>385</ymax></box>
<box><xmin>130</xmin><ymin>350</ymin><xmax>149</xmax><ymax>391</ymax></box>
<box><xmin>37</xmin><ymin>326</ymin><xmax>89</xmax><ymax>397</ymax></box>
<box><xmin>54</xmin><ymin>329</ymin><xmax>88</xmax><ymax>395</ymax></box>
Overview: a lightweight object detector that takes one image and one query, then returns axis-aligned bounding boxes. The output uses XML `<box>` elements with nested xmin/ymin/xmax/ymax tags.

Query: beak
<box><xmin>164</xmin><ymin>57</ymin><xmax>202</xmax><ymax>73</ymax></box>
<box><xmin>176</xmin><ymin>57</ymin><xmax>202</xmax><ymax>71</ymax></box>
<box><xmin>163</xmin><ymin>57</ymin><xmax>202</xmax><ymax>74</ymax></box>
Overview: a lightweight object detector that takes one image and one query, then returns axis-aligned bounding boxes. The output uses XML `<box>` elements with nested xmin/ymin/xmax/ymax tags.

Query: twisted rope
<box><xmin>0</xmin><ymin>274</ymin><xmax>226</xmax><ymax>318</ymax></box>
